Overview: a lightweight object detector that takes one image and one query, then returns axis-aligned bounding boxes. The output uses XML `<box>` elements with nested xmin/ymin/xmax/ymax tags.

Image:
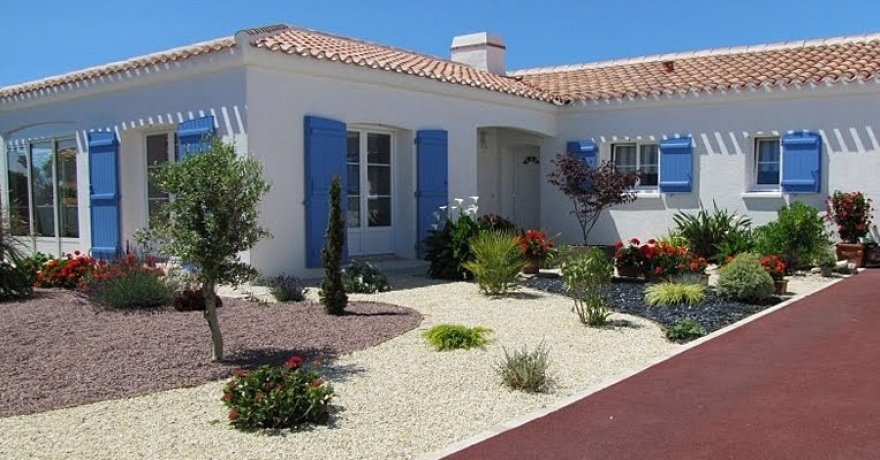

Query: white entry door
<box><xmin>346</xmin><ymin>130</ymin><xmax>394</xmax><ymax>256</ymax></box>
<box><xmin>512</xmin><ymin>145</ymin><xmax>541</xmax><ymax>230</ymax></box>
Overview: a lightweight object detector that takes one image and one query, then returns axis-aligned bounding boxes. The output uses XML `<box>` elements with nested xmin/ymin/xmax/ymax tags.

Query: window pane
<box><xmin>367</xmin><ymin>133</ymin><xmax>391</xmax><ymax>164</ymax></box>
<box><xmin>639</xmin><ymin>145</ymin><xmax>659</xmax><ymax>186</ymax></box>
<box><xmin>347</xmin><ymin>196</ymin><xmax>360</xmax><ymax>228</ymax></box>
<box><xmin>347</xmin><ymin>132</ymin><xmax>360</xmax><ymax>163</ymax></box>
<box><xmin>368</xmin><ymin>165</ymin><xmax>391</xmax><ymax>195</ymax></box>
<box><xmin>30</xmin><ymin>142</ymin><xmax>55</xmax><ymax>237</ymax></box>
<box><xmin>347</xmin><ymin>165</ymin><xmax>360</xmax><ymax>195</ymax></box>
<box><xmin>146</xmin><ymin>134</ymin><xmax>169</xmax><ymax>166</ymax></box>
<box><xmin>7</xmin><ymin>144</ymin><xmax>30</xmax><ymax>235</ymax></box>
<box><xmin>757</xmin><ymin>140</ymin><xmax>781</xmax><ymax>185</ymax></box>
<box><xmin>614</xmin><ymin>145</ymin><xmax>637</xmax><ymax>169</ymax></box>
<box><xmin>368</xmin><ymin>197</ymin><xmax>391</xmax><ymax>227</ymax></box>
<box><xmin>57</xmin><ymin>139</ymin><xmax>79</xmax><ymax>238</ymax></box>
<box><xmin>639</xmin><ymin>145</ymin><xmax>658</xmax><ymax>166</ymax></box>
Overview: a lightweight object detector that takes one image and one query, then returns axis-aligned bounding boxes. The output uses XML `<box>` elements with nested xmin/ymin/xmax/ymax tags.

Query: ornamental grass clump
<box><xmin>496</xmin><ymin>342</ymin><xmax>553</xmax><ymax>393</ymax></box>
<box><xmin>85</xmin><ymin>254</ymin><xmax>172</xmax><ymax>310</ymax></box>
<box><xmin>644</xmin><ymin>281</ymin><xmax>707</xmax><ymax>307</ymax></box>
<box><xmin>462</xmin><ymin>231</ymin><xmax>524</xmax><ymax>296</ymax></box>
<box><xmin>716</xmin><ymin>253</ymin><xmax>775</xmax><ymax>303</ymax></box>
<box><xmin>423</xmin><ymin>324</ymin><xmax>492</xmax><ymax>351</ymax></box>
<box><xmin>222</xmin><ymin>356</ymin><xmax>335</xmax><ymax>431</ymax></box>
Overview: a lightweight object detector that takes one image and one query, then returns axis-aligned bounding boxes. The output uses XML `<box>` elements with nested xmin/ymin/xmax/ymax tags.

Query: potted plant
<box><xmin>759</xmin><ymin>254</ymin><xmax>787</xmax><ymax>294</ymax></box>
<box><xmin>519</xmin><ymin>230</ymin><xmax>553</xmax><ymax>275</ymax></box>
<box><xmin>826</xmin><ymin>191</ymin><xmax>873</xmax><ymax>267</ymax></box>
<box><xmin>613</xmin><ymin>238</ymin><xmax>647</xmax><ymax>278</ymax></box>
<box><xmin>815</xmin><ymin>248</ymin><xmax>837</xmax><ymax>277</ymax></box>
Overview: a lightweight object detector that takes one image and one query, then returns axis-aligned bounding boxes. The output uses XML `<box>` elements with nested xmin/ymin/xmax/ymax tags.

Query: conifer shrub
<box><xmin>319</xmin><ymin>176</ymin><xmax>347</xmax><ymax>315</ymax></box>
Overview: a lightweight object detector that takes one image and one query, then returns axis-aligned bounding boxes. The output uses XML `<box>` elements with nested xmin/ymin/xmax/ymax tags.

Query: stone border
<box><xmin>420</xmin><ymin>274</ymin><xmax>849</xmax><ymax>460</ymax></box>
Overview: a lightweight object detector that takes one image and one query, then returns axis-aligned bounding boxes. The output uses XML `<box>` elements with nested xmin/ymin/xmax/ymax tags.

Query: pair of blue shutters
<box><xmin>302</xmin><ymin>116</ymin><xmax>448</xmax><ymax>267</ymax></box>
<box><xmin>87</xmin><ymin>116</ymin><xmax>215</xmax><ymax>260</ymax></box>
<box><xmin>566</xmin><ymin>137</ymin><xmax>694</xmax><ymax>193</ymax></box>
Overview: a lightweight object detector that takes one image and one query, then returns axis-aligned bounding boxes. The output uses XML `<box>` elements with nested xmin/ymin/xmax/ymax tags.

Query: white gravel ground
<box><xmin>0</xmin><ymin>272</ymin><xmax>839</xmax><ymax>460</ymax></box>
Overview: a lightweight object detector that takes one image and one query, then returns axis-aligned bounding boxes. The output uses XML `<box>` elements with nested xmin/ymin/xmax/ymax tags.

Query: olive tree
<box><xmin>143</xmin><ymin>138</ymin><xmax>271</xmax><ymax>362</ymax></box>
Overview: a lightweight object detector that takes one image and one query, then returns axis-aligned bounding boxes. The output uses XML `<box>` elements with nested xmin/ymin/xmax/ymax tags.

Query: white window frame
<box><xmin>611</xmin><ymin>142</ymin><xmax>660</xmax><ymax>191</ymax></box>
<box><xmin>345</xmin><ymin>127</ymin><xmax>395</xmax><ymax>230</ymax></box>
<box><xmin>144</xmin><ymin>131</ymin><xmax>175</xmax><ymax>227</ymax></box>
<box><xmin>751</xmin><ymin>137</ymin><xmax>782</xmax><ymax>192</ymax></box>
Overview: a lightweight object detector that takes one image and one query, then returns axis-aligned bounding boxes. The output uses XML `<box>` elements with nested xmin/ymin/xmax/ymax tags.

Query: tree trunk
<box><xmin>202</xmin><ymin>281</ymin><xmax>224</xmax><ymax>362</ymax></box>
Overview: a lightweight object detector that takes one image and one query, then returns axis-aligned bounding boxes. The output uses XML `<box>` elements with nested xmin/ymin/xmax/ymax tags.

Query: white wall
<box><xmin>545</xmin><ymin>87</ymin><xmax>880</xmax><ymax>246</ymax></box>
<box><xmin>244</xmin><ymin>53</ymin><xmax>556</xmax><ymax>277</ymax></box>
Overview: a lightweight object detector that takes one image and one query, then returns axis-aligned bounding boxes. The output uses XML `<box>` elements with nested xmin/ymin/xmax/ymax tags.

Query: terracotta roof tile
<box><xmin>510</xmin><ymin>35</ymin><xmax>880</xmax><ymax>102</ymax></box>
<box><xmin>0</xmin><ymin>37</ymin><xmax>236</xmax><ymax>99</ymax></box>
<box><xmin>250</xmin><ymin>26</ymin><xmax>556</xmax><ymax>102</ymax></box>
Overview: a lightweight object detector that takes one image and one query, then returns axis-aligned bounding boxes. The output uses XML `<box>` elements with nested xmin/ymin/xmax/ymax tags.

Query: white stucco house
<box><xmin>2</xmin><ymin>24</ymin><xmax>879</xmax><ymax>276</ymax></box>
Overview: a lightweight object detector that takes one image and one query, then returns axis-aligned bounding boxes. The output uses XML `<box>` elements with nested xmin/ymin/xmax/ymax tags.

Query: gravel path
<box><xmin>0</xmin><ymin>278</ymin><xmax>676</xmax><ymax>460</ymax></box>
<box><xmin>0</xmin><ymin>290</ymin><xmax>421</xmax><ymax>417</ymax></box>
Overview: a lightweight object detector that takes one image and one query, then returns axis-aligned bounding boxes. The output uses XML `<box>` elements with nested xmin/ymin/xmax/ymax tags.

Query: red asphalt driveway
<box><xmin>443</xmin><ymin>270</ymin><xmax>880</xmax><ymax>460</ymax></box>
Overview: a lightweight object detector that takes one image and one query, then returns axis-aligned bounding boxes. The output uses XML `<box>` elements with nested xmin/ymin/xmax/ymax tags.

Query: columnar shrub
<box><xmin>319</xmin><ymin>176</ymin><xmax>347</xmax><ymax>315</ymax></box>
<box><xmin>222</xmin><ymin>356</ymin><xmax>335</xmax><ymax>430</ymax></box>
<box><xmin>462</xmin><ymin>231</ymin><xmax>524</xmax><ymax>296</ymax></box>
<box><xmin>496</xmin><ymin>342</ymin><xmax>553</xmax><ymax>393</ymax></box>
<box><xmin>423</xmin><ymin>324</ymin><xmax>492</xmax><ymax>351</ymax></box>
<box><xmin>753</xmin><ymin>201</ymin><xmax>830</xmax><ymax>271</ymax></box>
<box><xmin>561</xmin><ymin>247</ymin><xmax>613</xmax><ymax>326</ymax></box>
<box><xmin>341</xmin><ymin>261</ymin><xmax>389</xmax><ymax>294</ymax></box>
<box><xmin>716</xmin><ymin>253</ymin><xmax>775</xmax><ymax>302</ymax></box>
<box><xmin>85</xmin><ymin>254</ymin><xmax>172</xmax><ymax>309</ymax></box>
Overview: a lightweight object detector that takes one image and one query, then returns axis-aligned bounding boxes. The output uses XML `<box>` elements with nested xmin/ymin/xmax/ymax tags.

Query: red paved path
<box><xmin>443</xmin><ymin>271</ymin><xmax>880</xmax><ymax>460</ymax></box>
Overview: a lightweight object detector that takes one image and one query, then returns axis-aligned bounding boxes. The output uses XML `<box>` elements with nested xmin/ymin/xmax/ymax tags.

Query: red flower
<box><xmin>630</xmin><ymin>238</ymin><xmax>640</xmax><ymax>246</ymax></box>
<box><xmin>284</xmin><ymin>356</ymin><xmax>304</xmax><ymax>369</ymax></box>
<box><xmin>647</xmin><ymin>238</ymin><xmax>657</xmax><ymax>245</ymax></box>
<box><xmin>228</xmin><ymin>409</ymin><xmax>239</xmax><ymax>421</ymax></box>
<box><xmin>614</xmin><ymin>241</ymin><xmax>624</xmax><ymax>250</ymax></box>
<box><xmin>654</xmin><ymin>266</ymin><xmax>662</xmax><ymax>274</ymax></box>
<box><xmin>221</xmin><ymin>392</ymin><xmax>232</xmax><ymax>402</ymax></box>
<box><xmin>232</xmin><ymin>369</ymin><xmax>249</xmax><ymax>378</ymax></box>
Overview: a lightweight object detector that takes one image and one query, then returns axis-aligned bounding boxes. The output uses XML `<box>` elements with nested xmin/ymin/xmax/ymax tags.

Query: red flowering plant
<box><xmin>35</xmin><ymin>251</ymin><xmax>95</xmax><ymax>289</ymax></box>
<box><xmin>642</xmin><ymin>241</ymin><xmax>706</xmax><ymax>278</ymax></box>
<box><xmin>759</xmin><ymin>254</ymin><xmax>786</xmax><ymax>282</ymax></box>
<box><xmin>826</xmin><ymin>191</ymin><xmax>874</xmax><ymax>244</ymax></box>
<box><xmin>80</xmin><ymin>254</ymin><xmax>171</xmax><ymax>309</ymax></box>
<box><xmin>519</xmin><ymin>230</ymin><xmax>554</xmax><ymax>260</ymax></box>
<box><xmin>614</xmin><ymin>237</ymin><xmax>652</xmax><ymax>269</ymax></box>
<box><xmin>222</xmin><ymin>356</ymin><xmax>335</xmax><ymax>430</ymax></box>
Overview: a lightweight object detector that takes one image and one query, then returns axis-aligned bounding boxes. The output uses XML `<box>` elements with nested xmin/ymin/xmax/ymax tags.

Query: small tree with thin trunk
<box><xmin>142</xmin><ymin>138</ymin><xmax>271</xmax><ymax>362</ymax></box>
<box><xmin>319</xmin><ymin>176</ymin><xmax>347</xmax><ymax>315</ymax></box>
<box><xmin>547</xmin><ymin>154</ymin><xmax>640</xmax><ymax>244</ymax></box>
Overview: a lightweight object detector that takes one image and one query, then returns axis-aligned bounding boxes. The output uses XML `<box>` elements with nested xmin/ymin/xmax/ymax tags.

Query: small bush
<box><xmin>173</xmin><ymin>288</ymin><xmax>224</xmax><ymax>312</ymax></box>
<box><xmin>0</xmin><ymin>261</ymin><xmax>32</xmax><ymax>302</ymax></box>
<box><xmin>16</xmin><ymin>252</ymin><xmax>50</xmax><ymax>286</ymax></box>
<box><xmin>713</xmin><ymin>229</ymin><xmax>755</xmax><ymax>264</ymax></box>
<box><xmin>341</xmin><ymin>261</ymin><xmax>389</xmax><ymax>294</ymax></box>
<box><xmin>462</xmin><ymin>231</ymin><xmax>524</xmax><ymax>296</ymax></box>
<box><xmin>267</xmin><ymin>273</ymin><xmax>309</xmax><ymax>302</ymax></box>
<box><xmin>753</xmin><ymin>201</ymin><xmax>830</xmax><ymax>272</ymax></box>
<box><xmin>716</xmin><ymin>253</ymin><xmax>775</xmax><ymax>302</ymax></box>
<box><xmin>645</xmin><ymin>282</ymin><xmax>707</xmax><ymax>307</ymax></box>
<box><xmin>85</xmin><ymin>255</ymin><xmax>171</xmax><ymax>309</ymax></box>
<box><xmin>36</xmin><ymin>251</ymin><xmax>94</xmax><ymax>289</ymax></box>
<box><xmin>562</xmin><ymin>247</ymin><xmax>613</xmax><ymax>326</ymax></box>
<box><xmin>673</xmin><ymin>202</ymin><xmax>752</xmax><ymax>261</ymax></box>
<box><xmin>496</xmin><ymin>342</ymin><xmax>552</xmax><ymax>393</ymax></box>
<box><xmin>666</xmin><ymin>319</ymin><xmax>706</xmax><ymax>341</ymax></box>
<box><xmin>423</xmin><ymin>324</ymin><xmax>492</xmax><ymax>351</ymax></box>
<box><xmin>424</xmin><ymin>206</ymin><xmax>482</xmax><ymax>280</ymax></box>
<box><xmin>222</xmin><ymin>356</ymin><xmax>335</xmax><ymax>430</ymax></box>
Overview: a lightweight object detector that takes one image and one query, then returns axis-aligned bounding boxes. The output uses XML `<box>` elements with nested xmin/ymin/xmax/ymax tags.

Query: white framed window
<box><xmin>612</xmin><ymin>143</ymin><xmax>659</xmax><ymax>189</ymax></box>
<box><xmin>145</xmin><ymin>132</ymin><xmax>175</xmax><ymax>226</ymax></box>
<box><xmin>753</xmin><ymin>137</ymin><xmax>781</xmax><ymax>190</ymax></box>
<box><xmin>346</xmin><ymin>129</ymin><xmax>393</xmax><ymax>229</ymax></box>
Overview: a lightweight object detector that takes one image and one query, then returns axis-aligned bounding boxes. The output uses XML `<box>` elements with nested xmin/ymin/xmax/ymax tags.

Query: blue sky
<box><xmin>1</xmin><ymin>0</ymin><xmax>877</xmax><ymax>87</ymax></box>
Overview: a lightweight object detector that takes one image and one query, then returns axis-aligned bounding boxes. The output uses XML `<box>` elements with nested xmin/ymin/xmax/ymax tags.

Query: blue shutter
<box><xmin>566</xmin><ymin>140</ymin><xmax>597</xmax><ymax>167</ymax></box>
<box><xmin>781</xmin><ymin>131</ymin><xmax>821</xmax><ymax>193</ymax></box>
<box><xmin>659</xmin><ymin>137</ymin><xmax>693</xmax><ymax>193</ymax></box>
<box><xmin>416</xmin><ymin>130</ymin><xmax>448</xmax><ymax>259</ymax></box>
<box><xmin>177</xmin><ymin>116</ymin><xmax>215</xmax><ymax>160</ymax></box>
<box><xmin>88</xmin><ymin>132</ymin><xmax>120</xmax><ymax>260</ymax></box>
<box><xmin>304</xmin><ymin>116</ymin><xmax>348</xmax><ymax>268</ymax></box>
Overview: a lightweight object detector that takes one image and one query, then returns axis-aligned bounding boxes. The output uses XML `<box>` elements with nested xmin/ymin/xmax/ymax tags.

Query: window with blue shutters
<box><xmin>658</xmin><ymin>137</ymin><xmax>693</xmax><ymax>193</ymax></box>
<box><xmin>88</xmin><ymin>131</ymin><xmax>120</xmax><ymax>260</ymax></box>
<box><xmin>612</xmin><ymin>143</ymin><xmax>659</xmax><ymax>189</ymax></box>
<box><xmin>780</xmin><ymin>131</ymin><xmax>822</xmax><ymax>193</ymax></box>
<box><xmin>304</xmin><ymin>116</ymin><xmax>348</xmax><ymax>268</ymax></box>
<box><xmin>176</xmin><ymin>116</ymin><xmax>215</xmax><ymax>160</ymax></box>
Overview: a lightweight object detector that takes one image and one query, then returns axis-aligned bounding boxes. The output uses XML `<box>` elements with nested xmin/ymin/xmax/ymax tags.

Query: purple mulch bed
<box><xmin>0</xmin><ymin>289</ymin><xmax>422</xmax><ymax>418</ymax></box>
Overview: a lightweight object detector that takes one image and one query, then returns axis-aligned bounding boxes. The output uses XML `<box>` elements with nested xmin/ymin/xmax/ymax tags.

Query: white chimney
<box><xmin>450</xmin><ymin>32</ymin><xmax>505</xmax><ymax>74</ymax></box>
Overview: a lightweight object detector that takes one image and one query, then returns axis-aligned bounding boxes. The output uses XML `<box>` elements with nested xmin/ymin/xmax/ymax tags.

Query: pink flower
<box><xmin>284</xmin><ymin>356</ymin><xmax>304</xmax><ymax>369</ymax></box>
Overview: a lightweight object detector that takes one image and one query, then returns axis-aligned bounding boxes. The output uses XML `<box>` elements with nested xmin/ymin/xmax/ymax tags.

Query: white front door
<box><xmin>512</xmin><ymin>145</ymin><xmax>541</xmax><ymax>230</ymax></box>
<box><xmin>346</xmin><ymin>129</ymin><xmax>394</xmax><ymax>256</ymax></box>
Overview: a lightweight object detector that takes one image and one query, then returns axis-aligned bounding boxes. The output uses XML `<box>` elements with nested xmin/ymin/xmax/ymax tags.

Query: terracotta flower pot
<box><xmin>774</xmin><ymin>279</ymin><xmax>789</xmax><ymax>295</ymax></box>
<box><xmin>835</xmin><ymin>243</ymin><xmax>865</xmax><ymax>268</ymax></box>
<box><xmin>523</xmin><ymin>256</ymin><xmax>540</xmax><ymax>275</ymax></box>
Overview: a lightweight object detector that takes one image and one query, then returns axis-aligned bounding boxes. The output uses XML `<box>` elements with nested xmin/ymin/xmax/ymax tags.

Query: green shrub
<box><xmin>713</xmin><ymin>229</ymin><xmax>756</xmax><ymax>264</ymax></box>
<box><xmin>0</xmin><ymin>213</ymin><xmax>32</xmax><ymax>302</ymax></box>
<box><xmin>424</xmin><ymin>210</ymin><xmax>482</xmax><ymax>281</ymax></box>
<box><xmin>423</xmin><ymin>324</ymin><xmax>492</xmax><ymax>351</ymax></box>
<box><xmin>561</xmin><ymin>247</ymin><xmax>613</xmax><ymax>326</ymax></box>
<box><xmin>86</xmin><ymin>256</ymin><xmax>172</xmax><ymax>309</ymax></box>
<box><xmin>716</xmin><ymin>253</ymin><xmax>775</xmax><ymax>302</ymax></box>
<box><xmin>496</xmin><ymin>342</ymin><xmax>553</xmax><ymax>393</ymax></box>
<box><xmin>16</xmin><ymin>252</ymin><xmax>50</xmax><ymax>286</ymax></box>
<box><xmin>319</xmin><ymin>176</ymin><xmax>347</xmax><ymax>315</ymax></box>
<box><xmin>341</xmin><ymin>260</ymin><xmax>389</xmax><ymax>294</ymax></box>
<box><xmin>222</xmin><ymin>356</ymin><xmax>334</xmax><ymax>430</ymax></box>
<box><xmin>753</xmin><ymin>201</ymin><xmax>830</xmax><ymax>272</ymax></box>
<box><xmin>267</xmin><ymin>273</ymin><xmax>309</xmax><ymax>302</ymax></box>
<box><xmin>461</xmin><ymin>231</ymin><xmax>524</xmax><ymax>296</ymax></box>
<box><xmin>665</xmin><ymin>319</ymin><xmax>706</xmax><ymax>341</ymax></box>
<box><xmin>645</xmin><ymin>282</ymin><xmax>707</xmax><ymax>307</ymax></box>
<box><xmin>672</xmin><ymin>202</ymin><xmax>752</xmax><ymax>260</ymax></box>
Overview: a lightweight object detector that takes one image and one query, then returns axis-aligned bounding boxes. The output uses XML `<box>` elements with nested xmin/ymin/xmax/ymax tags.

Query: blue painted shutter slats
<box><xmin>659</xmin><ymin>137</ymin><xmax>693</xmax><ymax>193</ymax></box>
<box><xmin>88</xmin><ymin>131</ymin><xmax>121</xmax><ymax>260</ymax></box>
<box><xmin>416</xmin><ymin>130</ymin><xmax>448</xmax><ymax>259</ymax></box>
<box><xmin>177</xmin><ymin>116</ymin><xmax>215</xmax><ymax>160</ymax></box>
<box><xmin>781</xmin><ymin>132</ymin><xmax>821</xmax><ymax>193</ymax></box>
<box><xmin>566</xmin><ymin>140</ymin><xmax>597</xmax><ymax>167</ymax></box>
<box><xmin>304</xmin><ymin>116</ymin><xmax>348</xmax><ymax>268</ymax></box>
